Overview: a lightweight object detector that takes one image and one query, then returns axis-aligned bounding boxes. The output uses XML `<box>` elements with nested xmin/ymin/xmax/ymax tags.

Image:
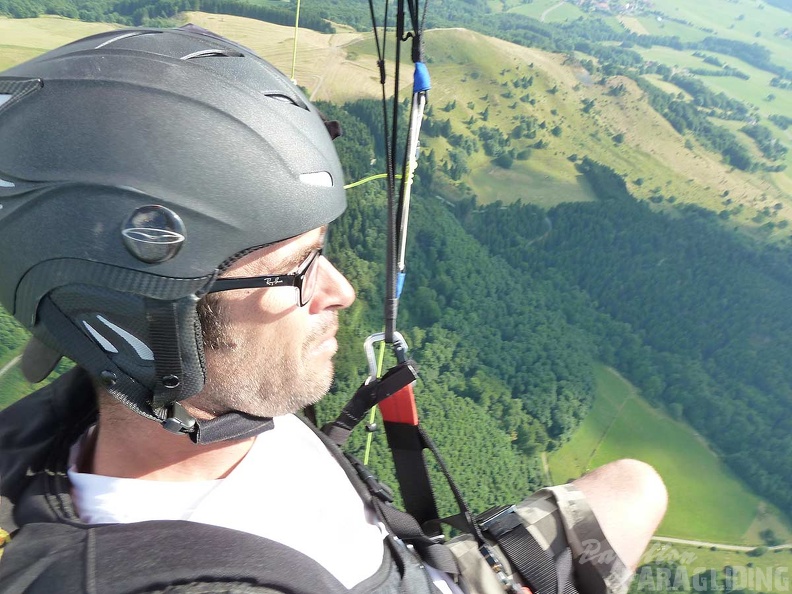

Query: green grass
<box><xmin>644</xmin><ymin>0</ymin><xmax>792</xmax><ymax>72</ymax></box>
<box><xmin>549</xmin><ymin>365</ymin><xmax>790</xmax><ymax>544</ymax></box>
<box><xmin>467</xmin><ymin>158</ymin><xmax>597</xmax><ymax>207</ymax></box>
<box><xmin>508</xmin><ymin>0</ymin><xmax>585</xmax><ymax>23</ymax></box>
<box><xmin>549</xmin><ymin>366</ymin><xmax>632</xmax><ymax>483</ymax></box>
<box><xmin>0</xmin><ymin>362</ymin><xmax>35</xmax><ymax>410</ymax></box>
<box><xmin>632</xmin><ymin>15</ymin><xmax>709</xmax><ymax>43</ymax></box>
<box><xmin>635</xmin><ymin>45</ymin><xmax>792</xmax><ymax>182</ymax></box>
<box><xmin>638</xmin><ymin>542</ymin><xmax>792</xmax><ymax>593</ymax></box>
<box><xmin>637</xmin><ymin>46</ymin><xmax>792</xmax><ymax>117</ymax></box>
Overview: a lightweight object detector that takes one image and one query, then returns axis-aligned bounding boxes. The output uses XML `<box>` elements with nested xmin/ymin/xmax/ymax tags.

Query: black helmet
<box><xmin>0</xmin><ymin>26</ymin><xmax>346</xmax><ymax>439</ymax></box>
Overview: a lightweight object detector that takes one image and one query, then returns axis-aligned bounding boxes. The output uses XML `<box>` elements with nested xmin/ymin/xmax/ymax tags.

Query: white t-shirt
<box><xmin>69</xmin><ymin>414</ymin><xmax>462</xmax><ymax>593</ymax></box>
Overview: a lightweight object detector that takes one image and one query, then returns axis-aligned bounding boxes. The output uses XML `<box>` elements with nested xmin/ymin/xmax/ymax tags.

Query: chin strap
<box><xmin>161</xmin><ymin>401</ymin><xmax>275</xmax><ymax>444</ymax></box>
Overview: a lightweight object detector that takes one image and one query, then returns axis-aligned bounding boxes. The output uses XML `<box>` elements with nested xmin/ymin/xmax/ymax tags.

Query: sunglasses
<box><xmin>207</xmin><ymin>248</ymin><xmax>322</xmax><ymax>307</ymax></box>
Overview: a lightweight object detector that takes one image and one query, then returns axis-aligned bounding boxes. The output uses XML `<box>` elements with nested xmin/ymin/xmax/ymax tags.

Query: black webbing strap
<box><xmin>322</xmin><ymin>360</ymin><xmax>418</xmax><ymax>446</ymax></box>
<box><xmin>310</xmin><ymin>418</ymin><xmax>460</xmax><ymax>579</ymax></box>
<box><xmin>145</xmin><ymin>298</ymin><xmax>186</xmax><ymax>408</ymax></box>
<box><xmin>382</xmin><ymin>421</ymin><xmax>441</xmax><ymax>534</ymax></box>
<box><xmin>483</xmin><ymin>510</ymin><xmax>569</xmax><ymax>594</ymax></box>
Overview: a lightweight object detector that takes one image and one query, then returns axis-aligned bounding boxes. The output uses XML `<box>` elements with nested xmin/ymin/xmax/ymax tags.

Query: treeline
<box><xmin>463</xmin><ymin>157</ymin><xmax>792</xmax><ymax>519</ymax></box>
<box><xmin>741</xmin><ymin>124</ymin><xmax>789</xmax><ymax>161</ymax></box>
<box><xmin>666</xmin><ymin>74</ymin><xmax>750</xmax><ymax>119</ymax></box>
<box><xmin>634</xmin><ymin>77</ymin><xmax>754</xmax><ymax>171</ymax></box>
<box><xmin>0</xmin><ymin>0</ymin><xmax>333</xmax><ymax>30</ymax></box>
<box><xmin>770</xmin><ymin>114</ymin><xmax>792</xmax><ymax>130</ymax></box>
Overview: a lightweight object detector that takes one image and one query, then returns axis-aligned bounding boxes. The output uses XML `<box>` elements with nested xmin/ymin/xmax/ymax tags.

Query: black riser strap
<box><xmin>383</xmin><ymin>421</ymin><xmax>440</xmax><ymax>532</ymax></box>
<box><xmin>322</xmin><ymin>361</ymin><xmax>418</xmax><ymax>446</ymax></box>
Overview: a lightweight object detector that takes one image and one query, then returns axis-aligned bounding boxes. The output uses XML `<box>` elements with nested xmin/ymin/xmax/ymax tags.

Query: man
<box><xmin>0</xmin><ymin>25</ymin><xmax>666</xmax><ymax>593</ymax></box>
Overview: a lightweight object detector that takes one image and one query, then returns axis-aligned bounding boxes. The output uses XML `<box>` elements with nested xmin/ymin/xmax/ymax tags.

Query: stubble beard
<box><xmin>191</xmin><ymin>313</ymin><xmax>339</xmax><ymax>419</ymax></box>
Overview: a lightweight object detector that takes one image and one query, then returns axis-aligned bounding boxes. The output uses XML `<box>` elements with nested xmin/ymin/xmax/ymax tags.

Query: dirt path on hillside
<box><xmin>652</xmin><ymin>536</ymin><xmax>792</xmax><ymax>552</ymax></box>
<box><xmin>541</xmin><ymin>2</ymin><xmax>565</xmax><ymax>22</ymax></box>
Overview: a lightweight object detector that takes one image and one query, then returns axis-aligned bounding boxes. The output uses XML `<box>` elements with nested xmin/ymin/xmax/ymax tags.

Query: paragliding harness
<box><xmin>319</xmin><ymin>1</ymin><xmax>587</xmax><ymax>592</ymax></box>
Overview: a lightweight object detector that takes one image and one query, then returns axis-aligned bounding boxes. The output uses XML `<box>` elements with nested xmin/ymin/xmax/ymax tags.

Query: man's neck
<box><xmin>90</xmin><ymin>396</ymin><xmax>255</xmax><ymax>481</ymax></box>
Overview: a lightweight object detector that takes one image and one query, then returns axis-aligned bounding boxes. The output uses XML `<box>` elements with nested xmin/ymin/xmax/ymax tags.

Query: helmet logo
<box><xmin>122</xmin><ymin>205</ymin><xmax>186</xmax><ymax>263</ymax></box>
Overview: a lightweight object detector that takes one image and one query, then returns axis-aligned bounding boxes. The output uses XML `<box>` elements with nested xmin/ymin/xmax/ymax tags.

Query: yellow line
<box><xmin>344</xmin><ymin>173</ymin><xmax>402</xmax><ymax>189</ymax></box>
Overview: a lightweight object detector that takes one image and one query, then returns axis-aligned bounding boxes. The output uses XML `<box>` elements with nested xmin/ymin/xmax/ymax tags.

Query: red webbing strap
<box><xmin>378</xmin><ymin>384</ymin><xmax>419</xmax><ymax>425</ymax></box>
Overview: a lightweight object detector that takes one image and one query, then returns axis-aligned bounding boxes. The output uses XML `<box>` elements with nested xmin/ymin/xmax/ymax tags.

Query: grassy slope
<box><xmin>4</xmin><ymin>13</ymin><xmax>789</xmax><ymax>226</ymax></box>
<box><xmin>0</xmin><ymin>16</ymin><xmax>117</xmax><ymax>69</ymax></box>
<box><xmin>550</xmin><ymin>365</ymin><xmax>792</xmax><ymax>544</ymax></box>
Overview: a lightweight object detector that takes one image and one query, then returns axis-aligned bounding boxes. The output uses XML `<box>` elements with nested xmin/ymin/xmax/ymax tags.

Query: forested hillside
<box><xmin>325</xmin><ymin>98</ymin><xmax>792</xmax><ymax>519</ymax></box>
<box><xmin>464</xmin><ymin>157</ymin><xmax>792</xmax><ymax>518</ymax></box>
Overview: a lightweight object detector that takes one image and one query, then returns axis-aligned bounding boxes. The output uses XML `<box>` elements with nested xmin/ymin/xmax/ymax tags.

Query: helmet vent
<box><xmin>299</xmin><ymin>171</ymin><xmax>333</xmax><ymax>187</ymax></box>
<box><xmin>182</xmin><ymin>49</ymin><xmax>245</xmax><ymax>60</ymax></box>
<box><xmin>94</xmin><ymin>31</ymin><xmax>161</xmax><ymax>49</ymax></box>
<box><xmin>264</xmin><ymin>92</ymin><xmax>301</xmax><ymax>107</ymax></box>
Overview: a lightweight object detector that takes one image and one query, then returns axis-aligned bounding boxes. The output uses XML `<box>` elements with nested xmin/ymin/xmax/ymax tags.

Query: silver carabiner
<box><xmin>363</xmin><ymin>331</ymin><xmax>409</xmax><ymax>383</ymax></box>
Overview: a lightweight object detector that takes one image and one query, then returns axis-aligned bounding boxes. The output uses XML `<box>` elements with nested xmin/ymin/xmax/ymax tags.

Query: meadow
<box><xmin>637</xmin><ymin>541</ymin><xmax>792</xmax><ymax>594</ymax></box>
<box><xmin>507</xmin><ymin>0</ymin><xmax>586</xmax><ymax>23</ymax></box>
<box><xmin>549</xmin><ymin>365</ymin><xmax>792</xmax><ymax>544</ymax></box>
<box><xmin>632</xmin><ymin>0</ymin><xmax>792</xmax><ymax>71</ymax></box>
<box><xmin>3</xmin><ymin>13</ymin><xmax>790</xmax><ymax>234</ymax></box>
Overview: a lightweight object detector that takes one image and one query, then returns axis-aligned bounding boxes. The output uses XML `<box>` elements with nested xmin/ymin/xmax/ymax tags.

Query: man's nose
<box><xmin>309</xmin><ymin>256</ymin><xmax>356</xmax><ymax>312</ymax></box>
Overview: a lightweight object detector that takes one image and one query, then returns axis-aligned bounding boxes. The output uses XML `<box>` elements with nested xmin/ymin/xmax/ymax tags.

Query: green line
<box><xmin>363</xmin><ymin>340</ymin><xmax>388</xmax><ymax>465</ymax></box>
<box><xmin>344</xmin><ymin>173</ymin><xmax>401</xmax><ymax>190</ymax></box>
<box><xmin>290</xmin><ymin>0</ymin><xmax>301</xmax><ymax>82</ymax></box>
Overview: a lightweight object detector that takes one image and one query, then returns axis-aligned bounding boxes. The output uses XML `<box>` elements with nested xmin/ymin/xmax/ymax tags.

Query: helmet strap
<box><xmin>145</xmin><ymin>296</ymin><xmax>207</xmax><ymax>410</ymax></box>
<box><xmin>160</xmin><ymin>401</ymin><xmax>274</xmax><ymax>444</ymax></box>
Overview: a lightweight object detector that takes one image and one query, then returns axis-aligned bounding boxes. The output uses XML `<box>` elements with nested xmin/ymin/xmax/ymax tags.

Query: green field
<box><xmin>508</xmin><ymin>0</ymin><xmax>586</xmax><ymax>23</ymax></box>
<box><xmin>636</xmin><ymin>46</ymin><xmax>792</xmax><ymax>118</ymax></box>
<box><xmin>637</xmin><ymin>541</ymin><xmax>792</xmax><ymax>594</ymax></box>
<box><xmin>635</xmin><ymin>0</ymin><xmax>792</xmax><ymax>71</ymax></box>
<box><xmin>549</xmin><ymin>365</ymin><xmax>792</xmax><ymax>544</ymax></box>
<box><xmin>468</xmin><ymin>157</ymin><xmax>597</xmax><ymax>207</ymax></box>
<box><xmin>635</xmin><ymin>45</ymin><xmax>792</xmax><ymax>181</ymax></box>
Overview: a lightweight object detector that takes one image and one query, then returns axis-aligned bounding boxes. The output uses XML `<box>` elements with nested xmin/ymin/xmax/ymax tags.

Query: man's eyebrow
<box><xmin>274</xmin><ymin>227</ymin><xmax>327</xmax><ymax>272</ymax></box>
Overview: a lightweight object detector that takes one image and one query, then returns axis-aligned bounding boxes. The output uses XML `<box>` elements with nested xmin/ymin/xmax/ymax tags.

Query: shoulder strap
<box><xmin>307</xmin><ymin>416</ymin><xmax>460</xmax><ymax>579</ymax></box>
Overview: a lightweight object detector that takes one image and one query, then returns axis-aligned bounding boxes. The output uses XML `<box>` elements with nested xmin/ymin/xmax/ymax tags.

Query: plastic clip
<box><xmin>162</xmin><ymin>401</ymin><xmax>197</xmax><ymax>434</ymax></box>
